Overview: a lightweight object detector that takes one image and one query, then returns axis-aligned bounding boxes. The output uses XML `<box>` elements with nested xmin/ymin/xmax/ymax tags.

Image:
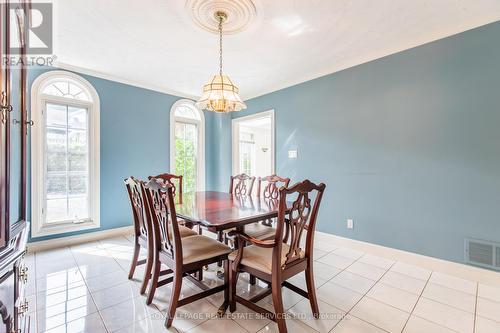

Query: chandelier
<box><xmin>195</xmin><ymin>11</ymin><xmax>246</xmax><ymax>113</ymax></box>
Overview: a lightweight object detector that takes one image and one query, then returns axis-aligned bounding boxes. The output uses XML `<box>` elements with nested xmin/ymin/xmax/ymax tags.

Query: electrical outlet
<box><xmin>347</xmin><ymin>219</ymin><xmax>354</xmax><ymax>229</ymax></box>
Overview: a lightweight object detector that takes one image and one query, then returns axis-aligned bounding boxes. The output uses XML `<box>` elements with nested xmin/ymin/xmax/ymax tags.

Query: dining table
<box><xmin>174</xmin><ymin>191</ymin><xmax>282</xmax><ymax>315</ymax></box>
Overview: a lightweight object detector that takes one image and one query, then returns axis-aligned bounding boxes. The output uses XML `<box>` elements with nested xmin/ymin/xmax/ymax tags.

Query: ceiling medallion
<box><xmin>186</xmin><ymin>0</ymin><xmax>257</xmax><ymax>34</ymax></box>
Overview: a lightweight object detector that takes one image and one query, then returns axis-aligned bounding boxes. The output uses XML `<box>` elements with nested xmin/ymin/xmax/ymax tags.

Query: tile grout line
<box><xmin>38</xmin><ymin>247</ymin><xmax>85</xmax><ymax>333</ymax></box>
<box><xmin>418</xmin><ymin>289</ymin><xmax>478</xmax><ymax>315</ymax></box>
<box><xmin>114</xmin><ymin>235</ymin><xmax>175</xmax><ymax>330</ymax></box>
<box><xmin>473</xmin><ymin>282</ymin><xmax>478</xmax><ymax>333</ymax></box>
<box><xmin>256</xmin><ymin>246</ymin><xmax>343</xmax><ymax>333</ymax></box>
<box><xmin>231</xmin><ymin>314</ymin><xmax>259</xmax><ymax>333</ymax></box>
<box><xmin>399</xmin><ymin>270</ymin><xmax>433</xmax><ymax>333</ymax></box>
<box><xmin>70</xmin><ymin>241</ymin><xmax>112</xmax><ymax>333</ymax></box>
<box><xmin>99</xmin><ymin>236</ymin><xmax>168</xmax><ymax>331</ymax></box>
<box><xmin>408</xmin><ymin>280</ymin><xmax>470</xmax><ymax>333</ymax></box>
<box><xmin>263</xmin><ymin>247</ymin><xmax>345</xmax><ymax>311</ymax></box>
<box><xmin>327</xmin><ymin>255</ymin><xmax>398</xmax><ymax>332</ymax></box>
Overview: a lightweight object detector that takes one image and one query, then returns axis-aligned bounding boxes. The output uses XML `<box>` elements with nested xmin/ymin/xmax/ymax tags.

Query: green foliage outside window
<box><xmin>175</xmin><ymin>137</ymin><xmax>197</xmax><ymax>193</ymax></box>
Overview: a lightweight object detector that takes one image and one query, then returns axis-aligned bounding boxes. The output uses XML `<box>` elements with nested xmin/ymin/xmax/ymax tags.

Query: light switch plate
<box><xmin>288</xmin><ymin>149</ymin><xmax>298</xmax><ymax>159</ymax></box>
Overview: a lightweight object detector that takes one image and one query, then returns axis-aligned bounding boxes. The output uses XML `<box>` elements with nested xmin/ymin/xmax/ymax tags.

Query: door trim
<box><xmin>231</xmin><ymin>110</ymin><xmax>275</xmax><ymax>176</ymax></box>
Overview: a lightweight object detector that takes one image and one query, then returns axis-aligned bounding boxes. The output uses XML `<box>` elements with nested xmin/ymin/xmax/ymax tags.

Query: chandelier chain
<box><xmin>218</xmin><ymin>15</ymin><xmax>223</xmax><ymax>76</ymax></box>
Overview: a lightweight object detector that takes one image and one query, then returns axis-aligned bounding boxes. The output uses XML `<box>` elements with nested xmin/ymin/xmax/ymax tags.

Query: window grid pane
<box><xmin>45</xmin><ymin>102</ymin><xmax>90</xmax><ymax>223</ymax></box>
<box><xmin>42</xmin><ymin>82</ymin><xmax>91</xmax><ymax>101</ymax></box>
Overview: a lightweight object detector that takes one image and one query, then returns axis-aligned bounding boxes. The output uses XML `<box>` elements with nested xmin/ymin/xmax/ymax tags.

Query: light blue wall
<box><xmin>205</xmin><ymin>112</ymin><xmax>232</xmax><ymax>192</ymax></box>
<box><xmin>28</xmin><ymin>67</ymin><xmax>191</xmax><ymax>242</ymax></box>
<box><xmin>229</xmin><ymin>21</ymin><xmax>500</xmax><ymax>264</ymax></box>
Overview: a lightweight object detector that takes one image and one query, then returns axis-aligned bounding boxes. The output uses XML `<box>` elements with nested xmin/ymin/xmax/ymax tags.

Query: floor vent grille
<box><xmin>465</xmin><ymin>238</ymin><xmax>500</xmax><ymax>271</ymax></box>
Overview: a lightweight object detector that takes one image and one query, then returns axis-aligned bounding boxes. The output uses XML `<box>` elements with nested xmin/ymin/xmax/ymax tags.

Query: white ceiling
<box><xmin>52</xmin><ymin>0</ymin><xmax>500</xmax><ymax>100</ymax></box>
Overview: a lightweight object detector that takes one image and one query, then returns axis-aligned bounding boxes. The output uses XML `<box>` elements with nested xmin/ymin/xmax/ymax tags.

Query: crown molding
<box><xmin>53</xmin><ymin>62</ymin><xmax>198</xmax><ymax>100</ymax></box>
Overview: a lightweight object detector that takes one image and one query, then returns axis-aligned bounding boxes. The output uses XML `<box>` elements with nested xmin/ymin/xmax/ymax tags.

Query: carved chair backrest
<box><xmin>124</xmin><ymin>177</ymin><xmax>149</xmax><ymax>238</ymax></box>
<box><xmin>257</xmin><ymin>174</ymin><xmax>290</xmax><ymax>199</ymax></box>
<box><xmin>274</xmin><ymin>180</ymin><xmax>326</xmax><ymax>270</ymax></box>
<box><xmin>143</xmin><ymin>178</ymin><xmax>183</xmax><ymax>261</ymax></box>
<box><xmin>229</xmin><ymin>173</ymin><xmax>256</xmax><ymax>196</ymax></box>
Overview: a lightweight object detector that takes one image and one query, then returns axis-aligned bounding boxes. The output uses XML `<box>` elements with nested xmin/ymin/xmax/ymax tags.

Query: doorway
<box><xmin>232</xmin><ymin>110</ymin><xmax>275</xmax><ymax>177</ymax></box>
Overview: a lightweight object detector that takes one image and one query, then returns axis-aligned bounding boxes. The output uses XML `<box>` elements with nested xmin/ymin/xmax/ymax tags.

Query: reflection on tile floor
<box><xmin>26</xmin><ymin>233</ymin><xmax>500</xmax><ymax>332</ymax></box>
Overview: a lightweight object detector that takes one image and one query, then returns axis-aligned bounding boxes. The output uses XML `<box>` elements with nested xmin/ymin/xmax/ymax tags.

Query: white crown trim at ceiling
<box><xmin>53</xmin><ymin>62</ymin><xmax>198</xmax><ymax>100</ymax></box>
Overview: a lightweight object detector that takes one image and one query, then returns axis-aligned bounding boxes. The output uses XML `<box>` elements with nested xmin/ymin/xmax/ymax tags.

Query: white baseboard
<box><xmin>27</xmin><ymin>226</ymin><xmax>134</xmax><ymax>253</ymax></box>
<box><xmin>316</xmin><ymin>231</ymin><xmax>500</xmax><ymax>287</ymax></box>
<box><xmin>26</xmin><ymin>226</ymin><xmax>500</xmax><ymax>286</ymax></box>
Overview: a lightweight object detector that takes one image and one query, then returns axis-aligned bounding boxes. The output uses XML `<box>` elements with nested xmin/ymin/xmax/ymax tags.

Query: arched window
<box><xmin>170</xmin><ymin>99</ymin><xmax>205</xmax><ymax>192</ymax></box>
<box><xmin>31</xmin><ymin>71</ymin><xmax>100</xmax><ymax>237</ymax></box>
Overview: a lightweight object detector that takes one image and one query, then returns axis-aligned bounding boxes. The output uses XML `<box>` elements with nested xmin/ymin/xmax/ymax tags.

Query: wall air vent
<box><xmin>465</xmin><ymin>238</ymin><xmax>500</xmax><ymax>271</ymax></box>
<box><xmin>496</xmin><ymin>246</ymin><xmax>500</xmax><ymax>268</ymax></box>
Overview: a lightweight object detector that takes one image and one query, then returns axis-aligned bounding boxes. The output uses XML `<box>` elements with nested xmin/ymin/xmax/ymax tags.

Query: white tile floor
<box><xmin>25</xmin><ymin>234</ymin><xmax>500</xmax><ymax>333</ymax></box>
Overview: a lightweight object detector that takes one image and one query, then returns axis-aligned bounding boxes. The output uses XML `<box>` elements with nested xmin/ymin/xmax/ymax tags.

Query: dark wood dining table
<box><xmin>175</xmin><ymin>191</ymin><xmax>281</xmax><ymax>233</ymax></box>
<box><xmin>174</xmin><ymin>191</ymin><xmax>282</xmax><ymax>315</ymax></box>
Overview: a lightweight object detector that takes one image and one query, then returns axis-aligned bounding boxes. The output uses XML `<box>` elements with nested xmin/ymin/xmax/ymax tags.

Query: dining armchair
<box><xmin>245</xmin><ymin>174</ymin><xmax>291</xmax><ymax>239</ymax></box>
<box><xmin>143</xmin><ymin>178</ymin><xmax>232</xmax><ymax>327</ymax></box>
<box><xmin>124</xmin><ymin>177</ymin><xmax>197</xmax><ymax>295</ymax></box>
<box><xmin>229</xmin><ymin>174</ymin><xmax>290</xmax><ymax>243</ymax></box>
<box><xmin>228</xmin><ymin>179</ymin><xmax>326</xmax><ymax>333</ymax></box>
<box><xmin>225</xmin><ymin>174</ymin><xmax>288</xmax><ymax>281</ymax></box>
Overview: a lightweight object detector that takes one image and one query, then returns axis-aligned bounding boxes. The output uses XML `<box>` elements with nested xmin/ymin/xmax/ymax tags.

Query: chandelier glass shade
<box><xmin>196</xmin><ymin>75</ymin><xmax>246</xmax><ymax>113</ymax></box>
<box><xmin>195</xmin><ymin>11</ymin><xmax>246</xmax><ymax>113</ymax></box>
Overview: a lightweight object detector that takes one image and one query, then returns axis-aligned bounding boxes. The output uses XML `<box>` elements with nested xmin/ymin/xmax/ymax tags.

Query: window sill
<box><xmin>31</xmin><ymin>220</ymin><xmax>100</xmax><ymax>238</ymax></box>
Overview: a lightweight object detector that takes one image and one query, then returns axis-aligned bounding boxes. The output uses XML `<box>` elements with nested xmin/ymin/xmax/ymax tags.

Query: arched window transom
<box><xmin>42</xmin><ymin>80</ymin><xmax>91</xmax><ymax>101</ymax></box>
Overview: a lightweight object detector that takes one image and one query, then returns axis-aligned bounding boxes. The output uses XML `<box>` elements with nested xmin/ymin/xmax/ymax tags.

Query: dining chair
<box><xmin>124</xmin><ymin>177</ymin><xmax>197</xmax><ymax>295</ymax></box>
<box><xmin>246</xmin><ymin>174</ymin><xmax>291</xmax><ymax>239</ymax></box>
<box><xmin>229</xmin><ymin>173</ymin><xmax>256</xmax><ymax>196</ymax></box>
<box><xmin>124</xmin><ymin>176</ymin><xmax>155</xmax><ymax>294</ymax></box>
<box><xmin>143</xmin><ymin>178</ymin><xmax>232</xmax><ymax>328</ymax></box>
<box><xmin>228</xmin><ymin>179</ymin><xmax>326</xmax><ymax>333</ymax></box>
<box><xmin>149</xmin><ymin>172</ymin><xmax>204</xmax><ymax>280</ymax></box>
<box><xmin>149</xmin><ymin>173</ymin><xmax>195</xmax><ymax>229</ymax></box>
<box><xmin>148</xmin><ymin>173</ymin><xmax>183</xmax><ymax>203</ymax></box>
<box><xmin>225</xmin><ymin>174</ymin><xmax>287</xmax><ymax>281</ymax></box>
<box><xmin>218</xmin><ymin>173</ymin><xmax>257</xmax><ymax>264</ymax></box>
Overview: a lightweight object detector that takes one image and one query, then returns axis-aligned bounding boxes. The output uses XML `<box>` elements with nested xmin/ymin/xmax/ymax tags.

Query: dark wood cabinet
<box><xmin>0</xmin><ymin>1</ymin><xmax>31</xmax><ymax>332</ymax></box>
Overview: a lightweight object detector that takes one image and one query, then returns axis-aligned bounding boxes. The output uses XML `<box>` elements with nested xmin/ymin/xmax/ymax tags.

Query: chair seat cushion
<box><xmin>182</xmin><ymin>235</ymin><xmax>232</xmax><ymax>265</ymax></box>
<box><xmin>177</xmin><ymin>225</ymin><xmax>198</xmax><ymax>238</ymax></box>
<box><xmin>228</xmin><ymin>243</ymin><xmax>305</xmax><ymax>274</ymax></box>
<box><xmin>244</xmin><ymin>223</ymin><xmax>276</xmax><ymax>240</ymax></box>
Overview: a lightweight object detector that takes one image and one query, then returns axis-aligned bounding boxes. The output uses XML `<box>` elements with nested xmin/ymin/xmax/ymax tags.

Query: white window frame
<box><xmin>31</xmin><ymin>70</ymin><xmax>100</xmax><ymax>237</ymax></box>
<box><xmin>169</xmin><ymin>99</ymin><xmax>205</xmax><ymax>191</ymax></box>
<box><xmin>232</xmin><ymin>110</ymin><xmax>275</xmax><ymax>176</ymax></box>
